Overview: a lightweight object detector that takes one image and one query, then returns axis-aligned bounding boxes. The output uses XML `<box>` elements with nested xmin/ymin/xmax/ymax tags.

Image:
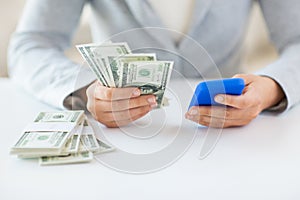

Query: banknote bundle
<box><xmin>10</xmin><ymin>111</ymin><xmax>114</xmax><ymax>166</ymax></box>
<box><xmin>76</xmin><ymin>42</ymin><xmax>173</xmax><ymax>107</ymax></box>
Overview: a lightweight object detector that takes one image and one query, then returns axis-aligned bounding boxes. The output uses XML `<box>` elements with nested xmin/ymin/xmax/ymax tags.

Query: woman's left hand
<box><xmin>185</xmin><ymin>74</ymin><xmax>285</xmax><ymax>128</ymax></box>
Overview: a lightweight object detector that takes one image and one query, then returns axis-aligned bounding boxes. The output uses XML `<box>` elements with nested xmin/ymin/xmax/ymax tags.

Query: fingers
<box><xmin>89</xmin><ymin>82</ymin><xmax>141</xmax><ymax>101</ymax></box>
<box><xmin>187</xmin><ymin>106</ymin><xmax>234</xmax><ymax>119</ymax></box>
<box><xmin>214</xmin><ymin>85</ymin><xmax>262</xmax><ymax>109</ymax></box>
<box><xmin>185</xmin><ymin>105</ymin><xmax>259</xmax><ymax>127</ymax></box>
<box><xmin>94</xmin><ymin>95</ymin><xmax>157</xmax><ymax>112</ymax></box>
<box><xmin>214</xmin><ymin>94</ymin><xmax>248</xmax><ymax>109</ymax></box>
<box><xmin>95</xmin><ymin>105</ymin><xmax>151</xmax><ymax>128</ymax></box>
<box><xmin>104</xmin><ymin>111</ymin><xmax>147</xmax><ymax>128</ymax></box>
<box><xmin>232</xmin><ymin>74</ymin><xmax>254</xmax><ymax>85</ymax></box>
<box><xmin>86</xmin><ymin>81</ymin><xmax>157</xmax><ymax>127</ymax></box>
<box><xmin>211</xmin><ymin>74</ymin><xmax>257</xmax><ymax>109</ymax></box>
<box><xmin>185</xmin><ymin>114</ymin><xmax>253</xmax><ymax>128</ymax></box>
<box><xmin>185</xmin><ymin>74</ymin><xmax>266</xmax><ymax>128</ymax></box>
<box><xmin>100</xmin><ymin>105</ymin><xmax>151</xmax><ymax>122</ymax></box>
<box><xmin>186</xmin><ymin>106</ymin><xmax>258</xmax><ymax>121</ymax></box>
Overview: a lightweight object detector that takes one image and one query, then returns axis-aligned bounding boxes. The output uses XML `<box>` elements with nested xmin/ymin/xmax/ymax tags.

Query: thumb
<box><xmin>232</xmin><ymin>74</ymin><xmax>255</xmax><ymax>85</ymax></box>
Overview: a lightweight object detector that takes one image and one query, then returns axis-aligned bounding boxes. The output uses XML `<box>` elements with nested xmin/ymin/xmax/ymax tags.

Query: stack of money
<box><xmin>10</xmin><ymin>111</ymin><xmax>114</xmax><ymax>166</ymax></box>
<box><xmin>76</xmin><ymin>42</ymin><xmax>173</xmax><ymax>107</ymax></box>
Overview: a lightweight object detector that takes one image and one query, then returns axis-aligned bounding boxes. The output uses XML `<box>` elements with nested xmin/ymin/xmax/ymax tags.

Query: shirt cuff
<box><xmin>263</xmin><ymin>97</ymin><xmax>287</xmax><ymax>113</ymax></box>
<box><xmin>59</xmin><ymin>65</ymin><xmax>96</xmax><ymax>110</ymax></box>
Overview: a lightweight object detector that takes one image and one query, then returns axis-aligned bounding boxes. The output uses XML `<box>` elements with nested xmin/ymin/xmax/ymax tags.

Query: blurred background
<box><xmin>0</xmin><ymin>1</ymin><xmax>278</xmax><ymax>78</ymax></box>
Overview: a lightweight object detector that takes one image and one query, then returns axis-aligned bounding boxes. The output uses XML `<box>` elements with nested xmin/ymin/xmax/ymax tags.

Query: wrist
<box><xmin>73</xmin><ymin>85</ymin><xmax>90</xmax><ymax>104</ymax></box>
<box><xmin>63</xmin><ymin>84</ymin><xmax>90</xmax><ymax>110</ymax></box>
<box><xmin>260</xmin><ymin>76</ymin><xmax>285</xmax><ymax>110</ymax></box>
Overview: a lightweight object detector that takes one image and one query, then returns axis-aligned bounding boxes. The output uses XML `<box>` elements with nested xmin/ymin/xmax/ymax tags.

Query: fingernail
<box><xmin>132</xmin><ymin>89</ymin><xmax>140</xmax><ymax>97</ymax></box>
<box><xmin>150</xmin><ymin>102</ymin><xmax>158</xmax><ymax>108</ymax></box>
<box><xmin>215</xmin><ymin>95</ymin><xmax>224</xmax><ymax>103</ymax></box>
<box><xmin>188</xmin><ymin>108</ymin><xmax>198</xmax><ymax>115</ymax></box>
<box><xmin>147</xmin><ymin>97</ymin><xmax>156</xmax><ymax>104</ymax></box>
<box><xmin>185</xmin><ymin>114</ymin><xmax>193</xmax><ymax>120</ymax></box>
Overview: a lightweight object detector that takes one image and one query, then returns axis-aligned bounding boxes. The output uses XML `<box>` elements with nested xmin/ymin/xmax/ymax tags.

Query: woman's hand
<box><xmin>86</xmin><ymin>81</ymin><xmax>157</xmax><ymax>128</ymax></box>
<box><xmin>185</xmin><ymin>74</ymin><xmax>285</xmax><ymax>128</ymax></box>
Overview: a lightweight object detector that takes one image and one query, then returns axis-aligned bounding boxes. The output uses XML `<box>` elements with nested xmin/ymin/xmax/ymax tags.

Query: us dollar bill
<box><xmin>111</xmin><ymin>53</ymin><xmax>157</xmax><ymax>86</ymax></box>
<box><xmin>34</xmin><ymin>110</ymin><xmax>84</xmax><ymax>124</ymax></box>
<box><xmin>119</xmin><ymin>61</ymin><xmax>173</xmax><ymax>107</ymax></box>
<box><xmin>61</xmin><ymin>122</ymin><xmax>83</xmax><ymax>154</ymax></box>
<box><xmin>93</xmin><ymin>138</ymin><xmax>115</xmax><ymax>155</ymax></box>
<box><xmin>18</xmin><ymin>131</ymin><xmax>82</xmax><ymax>159</ymax></box>
<box><xmin>10</xmin><ymin>131</ymin><xmax>69</xmax><ymax>155</ymax></box>
<box><xmin>10</xmin><ymin>113</ymin><xmax>115</xmax><ymax>165</ymax></box>
<box><xmin>11</xmin><ymin>111</ymin><xmax>84</xmax><ymax>156</ymax></box>
<box><xmin>79</xmin><ymin>120</ymin><xmax>114</xmax><ymax>154</ymax></box>
<box><xmin>79</xmin><ymin>122</ymin><xmax>100</xmax><ymax>152</ymax></box>
<box><xmin>39</xmin><ymin>152</ymin><xmax>93</xmax><ymax>166</ymax></box>
<box><xmin>76</xmin><ymin>42</ymin><xmax>174</xmax><ymax>108</ymax></box>
<box><xmin>66</xmin><ymin>122</ymin><xmax>83</xmax><ymax>153</ymax></box>
<box><xmin>63</xmin><ymin>134</ymin><xmax>81</xmax><ymax>153</ymax></box>
<box><xmin>77</xmin><ymin>42</ymin><xmax>131</xmax><ymax>87</ymax></box>
<box><xmin>76</xmin><ymin>46</ymin><xmax>108</xmax><ymax>86</ymax></box>
<box><xmin>91</xmin><ymin>43</ymin><xmax>131</xmax><ymax>87</ymax></box>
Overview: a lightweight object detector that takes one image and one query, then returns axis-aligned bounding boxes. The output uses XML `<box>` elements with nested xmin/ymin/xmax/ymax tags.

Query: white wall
<box><xmin>240</xmin><ymin>2</ymin><xmax>278</xmax><ymax>72</ymax></box>
<box><xmin>0</xmin><ymin>1</ymin><xmax>277</xmax><ymax>77</ymax></box>
<box><xmin>0</xmin><ymin>0</ymin><xmax>92</xmax><ymax>77</ymax></box>
<box><xmin>0</xmin><ymin>1</ymin><xmax>26</xmax><ymax>77</ymax></box>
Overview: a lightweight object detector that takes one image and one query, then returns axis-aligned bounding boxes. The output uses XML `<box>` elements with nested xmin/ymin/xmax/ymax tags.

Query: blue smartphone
<box><xmin>188</xmin><ymin>78</ymin><xmax>245</xmax><ymax>109</ymax></box>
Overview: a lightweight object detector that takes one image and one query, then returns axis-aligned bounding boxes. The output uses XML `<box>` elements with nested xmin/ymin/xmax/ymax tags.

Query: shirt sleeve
<box><xmin>256</xmin><ymin>0</ymin><xmax>300</xmax><ymax>113</ymax></box>
<box><xmin>8</xmin><ymin>0</ymin><xmax>96</xmax><ymax>109</ymax></box>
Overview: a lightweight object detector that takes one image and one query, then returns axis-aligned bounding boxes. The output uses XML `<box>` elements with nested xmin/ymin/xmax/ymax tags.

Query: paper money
<box><xmin>114</xmin><ymin>53</ymin><xmax>156</xmax><ymax>86</ymax></box>
<box><xmin>76</xmin><ymin>42</ymin><xmax>173</xmax><ymax>108</ymax></box>
<box><xmin>92</xmin><ymin>43</ymin><xmax>131</xmax><ymax>86</ymax></box>
<box><xmin>11</xmin><ymin>111</ymin><xmax>85</xmax><ymax>156</ymax></box>
<box><xmin>119</xmin><ymin>61</ymin><xmax>173</xmax><ymax>107</ymax></box>
<box><xmin>77</xmin><ymin>43</ymin><xmax>131</xmax><ymax>87</ymax></box>
<box><xmin>80</xmin><ymin>134</ymin><xmax>100</xmax><ymax>152</ymax></box>
<box><xmin>39</xmin><ymin>152</ymin><xmax>93</xmax><ymax>166</ymax></box>
<box><xmin>77</xmin><ymin>46</ymin><xmax>108</xmax><ymax>86</ymax></box>
<box><xmin>93</xmin><ymin>139</ymin><xmax>115</xmax><ymax>155</ymax></box>
<box><xmin>10</xmin><ymin>112</ymin><xmax>115</xmax><ymax>165</ymax></box>
<box><xmin>34</xmin><ymin>110</ymin><xmax>84</xmax><ymax>123</ymax></box>
<box><xmin>61</xmin><ymin>122</ymin><xmax>83</xmax><ymax>154</ymax></box>
<box><xmin>10</xmin><ymin>131</ymin><xmax>69</xmax><ymax>155</ymax></box>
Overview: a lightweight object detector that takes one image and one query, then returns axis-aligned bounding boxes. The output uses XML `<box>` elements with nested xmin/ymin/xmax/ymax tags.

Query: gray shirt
<box><xmin>8</xmin><ymin>0</ymin><xmax>300</xmax><ymax>111</ymax></box>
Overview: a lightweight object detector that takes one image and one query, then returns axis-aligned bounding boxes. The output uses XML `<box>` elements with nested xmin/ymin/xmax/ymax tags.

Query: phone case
<box><xmin>188</xmin><ymin>78</ymin><xmax>245</xmax><ymax>108</ymax></box>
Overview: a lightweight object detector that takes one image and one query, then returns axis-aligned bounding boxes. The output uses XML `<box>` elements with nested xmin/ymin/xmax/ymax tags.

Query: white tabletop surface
<box><xmin>1</xmin><ymin>77</ymin><xmax>300</xmax><ymax>200</ymax></box>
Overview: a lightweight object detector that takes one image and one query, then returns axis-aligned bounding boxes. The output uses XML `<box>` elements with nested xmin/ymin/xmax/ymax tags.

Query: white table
<box><xmin>1</xmin><ymin>78</ymin><xmax>300</xmax><ymax>200</ymax></box>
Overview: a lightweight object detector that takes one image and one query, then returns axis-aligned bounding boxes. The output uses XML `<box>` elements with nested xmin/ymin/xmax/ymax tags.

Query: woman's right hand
<box><xmin>86</xmin><ymin>81</ymin><xmax>157</xmax><ymax>128</ymax></box>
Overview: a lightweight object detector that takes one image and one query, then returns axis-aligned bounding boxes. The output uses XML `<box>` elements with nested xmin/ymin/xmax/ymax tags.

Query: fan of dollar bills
<box><xmin>76</xmin><ymin>42</ymin><xmax>173</xmax><ymax>107</ymax></box>
<box><xmin>10</xmin><ymin>111</ymin><xmax>114</xmax><ymax>166</ymax></box>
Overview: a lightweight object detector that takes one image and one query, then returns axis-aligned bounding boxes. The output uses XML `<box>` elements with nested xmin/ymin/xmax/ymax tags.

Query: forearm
<box><xmin>259</xmin><ymin>76</ymin><xmax>285</xmax><ymax>110</ymax></box>
<box><xmin>8</xmin><ymin>0</ymin><xmax>92</xmax><ymax>108</ymax></box>
<box><xmin>63</xmin><ymin>83</ymin><xmax>93</xmax><ymax>110</ymax></box>
<box><xmin>256</xmin><ymin>43</ymin><xmax>300</xmax><ymax>112</ymax></box>
<box><xmin>259</xmin><ymin>0</ymin><xmax>300</xmax><ymax>112</ymax></box>
<box><xmin>8</xmin><ymin>33</ymin><xmax>96</xmax><ymax>108</ymax></box>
